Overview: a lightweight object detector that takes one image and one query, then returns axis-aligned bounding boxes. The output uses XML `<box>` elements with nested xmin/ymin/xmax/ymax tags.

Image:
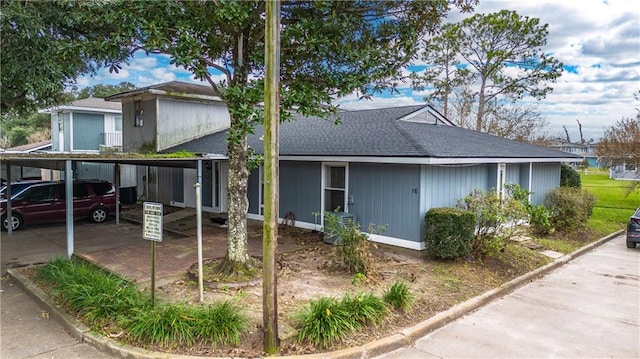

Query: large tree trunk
<box><xmin>226</xmin><ymin>130</ymin><xmax>250</xmax><ymax>264</ymax></box>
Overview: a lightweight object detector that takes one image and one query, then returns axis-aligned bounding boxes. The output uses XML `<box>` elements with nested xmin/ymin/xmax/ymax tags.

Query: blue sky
<box><xmin>77</xmin><ymin>0</ymin><xmax>640</xmax><ymax>142</ymax></box>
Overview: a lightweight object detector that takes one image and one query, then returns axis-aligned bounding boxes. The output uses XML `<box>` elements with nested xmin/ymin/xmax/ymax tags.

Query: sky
<box><xmin>77</xmin><ymin>0</ymin><xmax>640</xmax><ymax>142</ymax></box>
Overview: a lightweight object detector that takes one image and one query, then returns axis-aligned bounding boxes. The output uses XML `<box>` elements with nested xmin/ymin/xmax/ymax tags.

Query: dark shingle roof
<box><xmin>165</xmin><ymin>105</ymin><xmax>579</xmax><ymax>160</ymax></box>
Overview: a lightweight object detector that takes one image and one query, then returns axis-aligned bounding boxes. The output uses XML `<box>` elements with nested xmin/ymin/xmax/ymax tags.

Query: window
<box><xmin>324</xmin><ymin>165</ymin><xmax>347</xmax><ymax>212</ymax></box>
<box><xmin>114</xmin><ymin>115</ymin><xmax>122</xmax><ymax>132</ymax></box>
<box><xmin>134</xmin><ymin>101</ymin><xmax>144</xmax><ymax>127</ymax></box>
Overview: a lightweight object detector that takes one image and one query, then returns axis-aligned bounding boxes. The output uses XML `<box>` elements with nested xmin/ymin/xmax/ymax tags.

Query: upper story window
<box><xmin>114</xmin><ymin>115</ymin><xmax>122</xmax><ymax>131</ymax></box>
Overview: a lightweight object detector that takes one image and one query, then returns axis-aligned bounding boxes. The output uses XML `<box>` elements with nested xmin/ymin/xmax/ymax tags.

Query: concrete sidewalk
<box><xmin>375</xmin><ymin>235</ymin><xmax>640</xmax><ymax>358</ymax></box>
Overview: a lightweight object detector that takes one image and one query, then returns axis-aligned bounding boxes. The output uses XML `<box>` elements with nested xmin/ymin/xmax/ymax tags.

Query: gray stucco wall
<box><xmin>349</xmin><ymin>163</ymin><xmax>421</xmax><ymax>242</ymax></box>
<box><xmin>530</xmin><ymin>162</ymin><xmax>561</xmax><ymax>205</ymax></box>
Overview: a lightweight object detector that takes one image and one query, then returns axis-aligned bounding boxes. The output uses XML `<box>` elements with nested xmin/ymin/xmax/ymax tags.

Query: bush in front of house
<box><xmin>560</xmin><ymin>163</ymin><xmax>582</xmax><ymax>188</ymax></box>
<box><xmin>424</xmin><ymin>207</ymin><xmax>475</xmax><ymax>259</ymax></box>
<box><xmin>458</xmin><ymin>188</ymin><xmax>529</xmax><ymax>256</ymax></box>
<box><xmin>504</xmin><ymin>184</ymin><xmax>553</xmax><ymax>236</ymax></box>
<box><xmin>324</xmin><ymin>211</ymin><xmax>380</xmax><ymax>277</ymax></box>
<box><xmin>545</xmin><ymin>187</ymin><xmax>596</xmax><ymax>232</ymax></box>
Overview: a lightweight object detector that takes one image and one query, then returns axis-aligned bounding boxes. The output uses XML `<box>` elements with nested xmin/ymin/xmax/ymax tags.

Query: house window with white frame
<box><xmin>324</xmin><ymin>164</ymin><xmax>347</xmax><ymax>212</ymax></box>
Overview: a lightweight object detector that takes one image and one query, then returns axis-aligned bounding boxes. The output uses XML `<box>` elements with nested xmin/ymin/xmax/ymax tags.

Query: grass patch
<box><xmin>383</xmin><ymin>281</ymin><xmax>414</xmax><ymax>312</ymax></box>
<box><xmin>36</xmin><ymin>257</ymin><xmax>249</xmax><ymax>348</ymax></box>
<box><xmin>582</xmin><ymin>172</ymin><xmax>638</xmax><ymax>233</ymax></box>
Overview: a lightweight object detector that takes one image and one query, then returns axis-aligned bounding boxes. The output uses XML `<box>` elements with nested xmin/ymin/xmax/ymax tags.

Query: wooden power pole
<box><xmin>263</xmin><ymin>0</ymin><xmax>280</xmax><ymax>354</ymax></box>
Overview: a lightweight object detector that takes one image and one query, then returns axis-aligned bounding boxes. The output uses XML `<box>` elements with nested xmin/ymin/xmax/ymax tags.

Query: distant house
<box><xmin>40</xmin><ymin>98</ymin><xmax>136</xmax><ymax>187</ymax></box>
<box><xmin>0</xmin><ymin>140</ymin><xmax>52</xmax><ymax>181</ymax></box>
<box><xmin>41</xmin><ymin>97</ymin><xmax>123</xmax><ymax>152</ymax></box>
<box><xmin>550</xmin><ymin>141</ymin><xmax>600</xmax><ymax>167</ymax></box>
<box><xmin>107</xmin><ymin>81</ymin><xmax>579</xmax><ymax>250</ymax></box>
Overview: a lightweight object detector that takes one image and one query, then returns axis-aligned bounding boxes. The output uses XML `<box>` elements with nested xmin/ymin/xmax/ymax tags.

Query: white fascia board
<box><xmin>279</xmin><ymin>155</ymin><xmax>578</xmax><ymax>164</ymax></box>
<box><xmin>41</xmin><ymin>106</ymin><xmax>121</xmax><ymax>115</ymax></box>
<box><xmin>148</xmin><ymin>89</ymin><xmax>224</xmax><ymax>103</ymax></box>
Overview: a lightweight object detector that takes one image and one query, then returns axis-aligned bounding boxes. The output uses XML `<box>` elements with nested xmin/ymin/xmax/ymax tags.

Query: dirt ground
<box><xmin>134</xmin><ymin>220</ymin><xmax>551</xmax><ymax>358</ymax></box>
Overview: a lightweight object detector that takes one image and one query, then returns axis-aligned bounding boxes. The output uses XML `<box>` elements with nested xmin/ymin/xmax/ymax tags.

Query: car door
<box><xmin>14</xmin><ymin>184</ymin><xmax>63</xmax><ymax>224</ymax></box>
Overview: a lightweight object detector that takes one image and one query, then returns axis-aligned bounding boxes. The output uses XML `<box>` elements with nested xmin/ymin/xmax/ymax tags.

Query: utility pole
<box><xmin>263</xmin><ymin>0</ymin><xmax>280</xmax><ymax>354</ymax></box>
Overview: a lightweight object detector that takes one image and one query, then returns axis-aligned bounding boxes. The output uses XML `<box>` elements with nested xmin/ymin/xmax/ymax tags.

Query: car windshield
<box><xmin>634</xmin><ymin>208</ymin><xmax>640</xmax><ymax>217</ymax></box>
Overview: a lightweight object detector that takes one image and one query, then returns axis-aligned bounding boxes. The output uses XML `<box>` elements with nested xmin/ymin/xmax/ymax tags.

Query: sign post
<box><xmin>143</xmin><ymin>202</ymin><xmax>163</xmax><ymax>305</ymax></box>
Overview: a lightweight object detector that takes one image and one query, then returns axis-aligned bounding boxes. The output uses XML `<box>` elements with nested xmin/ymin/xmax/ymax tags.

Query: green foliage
<box><xmin>75</xmin><ymin>82</ymin><xmax>136</xmax><ymax>99</ymax></box>
<box><xmin>423</xmin><ymin>207</ymin><xmax>475</xmax><ymax>259</ymax></box>
<box><xmin>545</xmin><ymin>187</ymin><xmax>596</xmax><ymax>233</ymax></box>
<box><xmin>324</xmin><ymin>212</ymin><xmax>379</xmax><ymax>277</ymax></box>
<box><xmin>458</xmin><ymin>188</ymin><xmax>529</xmax><ymax>256</ymax></box>
<box><xmin>528</xmin><ymin>204</ymin><xmax>553</xmax><ymax>235</ymax></box>
<box><xmin>0</xmin><ymin>113</ymin><xmax>51</xmax><ymax>147</ymax></box>
<box><xmin>414</xmin><ymin>9</ymin><xmax>562</xmax><ymax>135</ymax></box>
<box><xmin>295</xmin><ymin>290</ymin><xmax>394</xmax><ymax>348</ymax></box>
<box><xmin>340</xmin><ymin>292</ymin><xmax>387</xmax><ymax>326</ymax></box>
<box><xmin>383</xmin><ymin>281</ymin><xmax>414</xmax><ymax>312</ymax></box>
<box><xmin>581</xmin><ymin>171</ymin><xmax>639</xmax><ymax>234</ymax></box>
<box><xmin>295</xmin><ymin>297</ymin><xmax>359</xmax><ymax>348</ymax></box>
<box><xmin>560</xmin><ymin>163</ymin><xmax>582</xmax><ymax>188</ymax></box>
<box><xmin>36</xmin><ymin>257</ymin><xmax>249</xmax><ymax>348</ymax></box>
<box><xmin>504</xmin><ymin>183</ymin><xmax>552</xmax><ymax>236</ymax></box>
<box><xmin>126</xmin><ymin>301</ymin><xmax>248</xmax><ymax>347</ymax></box>
<box><xmin>1</xmin><ymin>1</ymin><xmax>135</xmax><ymax>116</ymax></box>
<box><xmin>37</xmin><ymin>257</ymin><xmax>148</xmax><ymax>325</ymax></box>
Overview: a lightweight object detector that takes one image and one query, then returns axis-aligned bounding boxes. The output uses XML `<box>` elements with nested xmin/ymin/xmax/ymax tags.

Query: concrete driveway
<box><xmin>376</xmin><ymin>235</ymin><xmax>640</xmax><ymax>358</ymax></box>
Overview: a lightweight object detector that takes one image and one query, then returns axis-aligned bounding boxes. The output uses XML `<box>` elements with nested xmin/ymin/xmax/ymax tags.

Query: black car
<box><xmin>626</xmin><ymin>208</ymin><xmax>640</xmax><ymax>248</ymax></box>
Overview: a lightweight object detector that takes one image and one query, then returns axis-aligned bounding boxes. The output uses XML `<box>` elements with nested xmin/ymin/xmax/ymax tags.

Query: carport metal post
<box><xmin>195</xmin><ymin>159</ymin><xmax>204</xmax><ymax>302</ymax></box>
<box><xmin>65</xmin><ymin>160</ymin><xmax>74</xmax><ymax>259</ymax></box>
<box><xmin>114</xmin><ymin>163</ymin><xmax>120</xmax><ymax>225</ymax></box>
<box><xmin>6</xmin><ymin>164</ymin><xmax>12</xmax><ymax>234</ymax></box>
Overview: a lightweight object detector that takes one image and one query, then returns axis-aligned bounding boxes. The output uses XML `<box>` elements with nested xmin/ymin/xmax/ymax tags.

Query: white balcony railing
<box><xmin>103</xmin><ymin>132</ymin><xmax>122</xmax><ymax>147</ymax></box>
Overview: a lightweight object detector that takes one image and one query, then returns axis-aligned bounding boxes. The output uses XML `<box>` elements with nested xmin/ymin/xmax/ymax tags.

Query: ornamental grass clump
<box><xmin>383</xmin><ymin>281</ymin><xmax>414</xmax><ymax>312</ymax></box>
<box><xmin>340</xmin><ymin>292</ymin><xmax>388</xmax><ymax>326</ymax></box>
<box><xmin>295</xmin><ymin>297</ymin><xmax>359</xmax><ymax>348</ymax></box>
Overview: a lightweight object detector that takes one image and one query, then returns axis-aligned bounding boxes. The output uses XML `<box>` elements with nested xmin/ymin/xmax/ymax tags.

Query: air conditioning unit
<box><xmin>323</xmin><ymin>212</ymin><xmax>354</xmax><ymax>245</ymax></box>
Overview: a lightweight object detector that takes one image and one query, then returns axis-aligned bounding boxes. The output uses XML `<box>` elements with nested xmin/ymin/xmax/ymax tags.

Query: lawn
<box><xmin>582</xmin><ymin>170</ymin><xmax>639</xmax><ymax>234</ymax></box>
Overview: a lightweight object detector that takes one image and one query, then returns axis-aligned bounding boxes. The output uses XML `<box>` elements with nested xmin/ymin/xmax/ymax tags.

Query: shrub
<box><xmin>340</xmin><ymin>292</ymin><xmax>387</xmax><ymax>326</ymax></box>
<box><xmin>528</xmin><ymin>204</ymin><xmax>553</xmax><ymax>235</ymax></box>
<box><xmin>295</xmin><ymin>297</ymin><xmax>359</xmax><ymax>348</ymax></box>
<box><xmin>37</xmin><ymin>257</ymin><xmax>148</xmax><ymax>325</ymax></box>
<box><xmin>458</xmin><ymin>189</ymin><xmax>529</xmax><ymax>256</ymax></box>
<box><xmin>324</xmin><ymin>212</ymin><xmax>379</xmax><ymax>277</ymax></box>
<box><xmin>560</xmin><ymin>163</ymin><xmax>581</xmax><ymax>188</ymax></box>
<box><xmin>126</xmin><ymin>301</ymin><xmax>249</xmax><ymax>347</ymax></box>
<box><xmin>383</xmin><ymin>281</ymin><xmax>414</xmax><ymax>312</ymax></box>
<box><xmin>424</xmin><ymin>207</ymin><xmax>475</xmax><ymax>259</ymax></box>
<box><xmin>545</xmin><ymin>187</ymin><xmax>596</xmax><ymax>232</ymax></box>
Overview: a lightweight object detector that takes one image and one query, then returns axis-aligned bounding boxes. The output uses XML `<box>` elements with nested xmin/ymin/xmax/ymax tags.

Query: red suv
<box><xmin>1</xmin><ymin>180</ymin><xmax>117</xmax><ymax>231</ymax></box>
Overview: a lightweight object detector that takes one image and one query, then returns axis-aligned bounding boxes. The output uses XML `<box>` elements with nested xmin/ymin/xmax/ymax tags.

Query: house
<box><xmin>107</xmin><ymin>81</ymin><xmax>579</xmax><ymax>250</ymax></box>
<box><xmin>549</xmin><ymin>140</ymin><xmax>600</xmax><ymax>168</ymax></box>
<box><xmin>0</xmin><ymin>140</ymin><xmax>52</xmax><ymax>181</ymax></box>
<box><xmin>40</xmin><ymin>98</ymin><xmax>136</xmax><ymax>190</ymax></box>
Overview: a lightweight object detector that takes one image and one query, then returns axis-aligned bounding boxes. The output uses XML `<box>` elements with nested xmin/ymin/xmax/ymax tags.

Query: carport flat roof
<box><xmin>0</xmin><ymin>153</ymin><xmax>224</xmax><ymax>170</ymax></box>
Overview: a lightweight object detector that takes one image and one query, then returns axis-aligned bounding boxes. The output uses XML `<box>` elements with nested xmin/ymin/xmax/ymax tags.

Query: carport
<box><xmin>1</xmin><ymin>153</ymin><xmax>218</xmax><ymax>259</ymax></box>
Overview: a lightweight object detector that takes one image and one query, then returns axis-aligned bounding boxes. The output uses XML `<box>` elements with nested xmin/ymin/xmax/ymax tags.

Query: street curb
<box><xmin>8</xmin><ymin>230</ymin><xmax>624</xmax><ymax>359</ymax></box>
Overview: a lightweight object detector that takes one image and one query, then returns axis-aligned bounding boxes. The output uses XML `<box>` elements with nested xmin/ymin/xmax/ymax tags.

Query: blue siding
<box><xmin>248</xmin><ymin>168</ymin><xmax>260</xmax><ymax>214</ymax></box>
<box><xmin>63</xmin><ymin>113</ymin><xmax>71</xmax><ymax>150</ymax></box>
<box><xmin>422</xmin><ymin>164</ymin><xmax>490</xmax><ymax>209</ymax></box>
<box><xmin>349</xmin><ymin>163</ymin><xmax>421</xmax><ymax>242</ymax></box>
<box><xmin>520</xmin><ymin>163</ymin><xmax>532</xmax><ymax>191</ymax></box>
<box><xmin>487</xmin><ymin>164</ymin><xmax>498</xmax><ymax>190</ymax></box>
<box><xmin>506</xmin><ymin>164</ymin><xmax>520</xmax><ymax>185</ymax></box>
<box><xmin>530</xmin><ymin>163</ymin><xmax>561</xmax><ymax>205</ymax></box>
<box><xmin>279</xmin><ymin>161</ymin><xmax>321</xmax><ymax>224</ymax></box>
<box><xmin>172</xmin><ymin>168</ymin><xmax>184</xmax><ymax>203</ymax></box>
<box><xmin>73</xmin><ymin>113</ymin><xmax>104</xmax><ymax>150</ymax></box>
